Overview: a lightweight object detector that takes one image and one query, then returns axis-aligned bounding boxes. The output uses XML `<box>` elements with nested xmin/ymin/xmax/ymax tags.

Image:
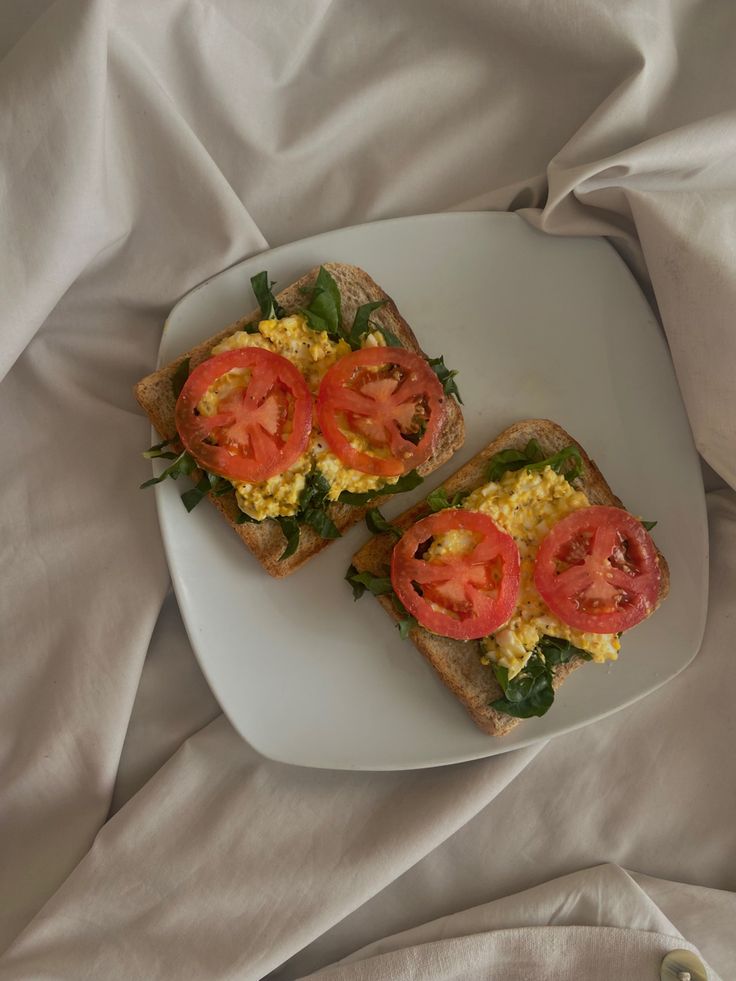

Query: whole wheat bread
<box><xmin>350</xmin><ymin>419</ymin><xmax>670</xmax><ymax>736</ymax></box>
<box><xmin>134</xmin><ymin>263</ymin><xmax>465</xmax><ymax>576</ymax></box>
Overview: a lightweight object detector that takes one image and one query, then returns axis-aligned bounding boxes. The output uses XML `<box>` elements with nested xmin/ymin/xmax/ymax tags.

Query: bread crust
<box><xmin>134</xmin><ymin>263</ymin><xmax>465</xmax><ymax>576</ymax></box>
<box><xmin>351</xmin><ymin>419</ymin><xmax>670</xmax><ymax>736</ymax></box>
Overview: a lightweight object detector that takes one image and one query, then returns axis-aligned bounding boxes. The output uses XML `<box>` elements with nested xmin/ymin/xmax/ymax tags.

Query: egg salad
<box><xmin>429</xmin><ymin>467</ymin><xmax>620</xmax><ymax>678</ymax></box>
<box><xmin>203</xmin><ymin>314</ymin><xmax>394</xmax><ymax>520</ymax></box>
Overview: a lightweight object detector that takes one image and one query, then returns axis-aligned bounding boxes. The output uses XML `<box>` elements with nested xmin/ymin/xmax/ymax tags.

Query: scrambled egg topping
<box><xmin>203</xmin><ymin>315</ymin><xmax>393</xmax><ymax>520</ymax></box>
<box><xmin>429</xmin><ymin>468</ymin><xmax>620</xmax><ymax>677</ymax></box>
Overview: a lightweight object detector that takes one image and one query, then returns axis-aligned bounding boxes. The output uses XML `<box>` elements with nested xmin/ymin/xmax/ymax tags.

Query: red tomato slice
<box><xmin>175</xmin><ymin>348</ymin><xmax>312</xmax><ymax>482</ymax></box>
<box><xmin>316</xmin><ymin>347</ymin><xmax>446</xmax><ymax>477</ymax></box>
<box><xmin>534</xmin><ymin>505</ymin><xmax>661</xmax><ymax>633</ymax></box>
<box><xmin>390</xmin><ymin>510</ymin><xmax>521</xmax><ymax>640</ymax></box>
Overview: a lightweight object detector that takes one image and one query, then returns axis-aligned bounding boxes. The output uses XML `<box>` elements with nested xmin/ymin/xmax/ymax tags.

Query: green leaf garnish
<box><xmin>140</xmin><ymin>449</ymin><xmax>197</xmax><ymax>489</ymax></box>
<box><xmin>347</xmin><ymin>300</ymin><xmax>386</xmax><ymax>349</ymax></box>
<box><xmin>179</xmin><ymin>470</ymin><xmax>233</xmax><ymax>513</ymax></box>
<box><xmin>391</xmin><ymin>593</ymin><xmax>418</xmax><ymax>638</ymax></box>
<box><xmin>345</xmin><ymin>565</ymin><xmax>394</xmax><ymax>600</ymax></box>
<box><xmin>276</xmin><ymin>516</ymin><xmax>300</xmax><ymax>560</ymax></box>
<box><xmin>490</xmin><ymin>635</ymin><xmax>591</xmax><ymax>719</ymax></box>
<box><xmin>427</xmin><ymin>355</ymin><xmax>463</xmax><ymax>404</ymax></box>
<box><xmin>302</xmin><ymin>508</ymin><xmax>341</xmax><ymax>540</ymax></box>
<box><xmin>641</xmin><ymin>519</ymin><xmax>657</xmax><ymax>531</ymax></box>
<box><xmin>142</xmin><ymin>438</ymin><xmax>178</xmax><ymax>461</ymax></box>
<box><xmin>274</xmin><ymin>470</ymin><xmax>341</xmax><ymax>560</ymax></box>
<box><xmin>235</xmin><ymin>510</ymin><xmax>260</xmax><ymax>524</ymax></box>
<box><xmin>426</xmin><ymin>487</ymin><xmax>468</xmax><ymax>513</ymax></box>
<box><xmin>171</xmin><ymin>358</ymin><xmax>191</xmax><ymax>399</ymax></box>
<box><xmin>180</xmin><ymin>475</ymin><xmax>211</xmax><ymax>513</ymax></box>
<box><xmin>251</xmin><ymin>271</ymin><xmax>285</xmax><ymax>320</ymax></box>
<box><xmin>299</xmin><ymin>267</ymin><xmax>342</xmax><ymax>341</ymax></box>
<box><xmin>365</xmin><ymin>508</ymin><xmax>401</xmax><ymax>539</ymax></box>
<box><xmin>338</xmin><ymin>469</ymin><xmax>424</xmax><ymax>507</ymax></box>
<box><xmin>486</xmin><ymin>440</ymin><xmax>583</xmax><ymax>484</ymax></box>
<box><xmin>345</xmin><ymin>563</ymin><xmax>416</xmax><ymax>638</ymax></box>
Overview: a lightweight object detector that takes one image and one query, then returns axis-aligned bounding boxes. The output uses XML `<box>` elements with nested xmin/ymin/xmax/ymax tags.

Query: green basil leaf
<box><xmin>338</xmin><ymin>469</ymin><xmax>423</xmax><ymax>507</ymax></box>
<box><xmin>171</xmin><ymin>358</ymin><xmax>191</xmax><ymax>399</ymax></box>
<box><xmin>276</xmin><ymin>516</ymin><xmax>300</xmax><ymax>560</ymax></box>
<box><xmin>365</xmin><ymin>508</ymin><xmax>401</xmax><ymax>538</ymax></box>
<box><xmin>426</xmin><ymin>487</ymin><xmax>468</xmax><ymax>513</ymax></box>
<box><xmin>140</xmin><ymin>449</ymin><xmax>197</xmax><ymax>489</ymax></box>
<box><xmin>641</xmin><ymin>519</ymin><xmax>657</xmax><ymax>531</ymax></box>
<box><xmin>347</xmin><ymin>300</ymin><xmax>386</xmax><ymax>349</ymax></box>
<box><xmin>250</xmin><ymin>271</ymin><xmax>285</xmax><ymax>320</ymax></box>
<box><xmin>427</xmin><ymin>354</ymin><xmax>463</xmax><ymax>404</ymax></box>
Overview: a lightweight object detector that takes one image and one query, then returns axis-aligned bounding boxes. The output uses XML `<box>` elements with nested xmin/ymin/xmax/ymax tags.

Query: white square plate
<box><xmin>154</xmin><ymin>213</ymin><xmax>708</xmax><ymax>770</ymax></box>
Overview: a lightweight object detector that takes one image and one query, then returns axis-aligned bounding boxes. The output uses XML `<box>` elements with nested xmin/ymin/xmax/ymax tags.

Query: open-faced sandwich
<box><xmin>348</xmin><ymin>419</ymin><xmax>669</xmax><ymax>734</ymax></box>
<box><xmin>135</xmin><ymin>263</ymin><xmax>465</xmax><ymax>576</ymax></box>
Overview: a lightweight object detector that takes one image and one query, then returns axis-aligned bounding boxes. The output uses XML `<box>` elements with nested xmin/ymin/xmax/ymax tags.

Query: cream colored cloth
<box><xmin>1</xmin><ymin>1</ymin><xmax>735</xmax><ymax>979</ymax></box>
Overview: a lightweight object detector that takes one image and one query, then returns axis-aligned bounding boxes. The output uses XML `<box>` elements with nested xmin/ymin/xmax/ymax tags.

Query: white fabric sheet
<box><xmin>1</xmin><ymin>1</ymin><xmax>734</xmax><ymax>978</ymax></box>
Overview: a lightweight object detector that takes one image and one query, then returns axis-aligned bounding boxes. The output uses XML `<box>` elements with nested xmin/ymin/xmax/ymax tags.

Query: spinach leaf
<box><xmin>302</xmin><ymin>508</ymin><xmax>341</xmax><ymax>540</ymax></box>
<box><xmin>486</xmin><ymin>440</ymin><xmax>583</xmax><ymax>484</ymax></box>
<box><xmin>427</xmin><ymin>355</ymin><xmax>463</xmax><ymax>404</ymax></box>
<box><xmin>426</xmin><ymin>487</ymin><xmax>468</xmax><ymax>513</ymax></box>
<box><xmin>347</xmin><ymin>300</ymin><xmax>386</xmax><ymax>349</ymax></box>
<box><xmin>490</xmin><ymin>635</ymin><xmax>591</xmax><ymax>719</ymax></box>
<box><xmin>180</xmin><ymin>470</ymin><xmax>232</xmax><ymax>513</ymax></box>
<box><xmin>345</xmin><ymin>564</ymin><xmax>393</xmax><ymax>600</ymax></box>
<box><xmin>641</xmin><ymin>519</ymin><xmax>657</xmax><ymax>531</ymax></box>
<box><xmin>171</xmin><ymin>358</ymin><xmax>191</xmax><ymax>398</ymax></box>
<box><xmin>391</xmin><ymin>593</ymin><xmax>418</xmax><ymax>638</ymax></box>
<box><xmin>142</xmin><ymin>438</ymin><xmax>178</xmax><ymax>461</ymax></box>
<box><xmin>537</xmin><ymin>635</ymin><xmax>592</xmax><ymax>666</ymax></box>
<box><xmin>338</xmin><ymin>469</ymin><xmax>423</xmax><ymax>507</ymax></box>
<box><xmin>365</xmin><ymin>508</ymin><xmax>401</xmax><ymax>538</ymax></box>
<box><xmin>300</xmin><ymin>266</ymin><xmax>342</xmax><ymax>340</ymax></box>
<box><xmin>140</xmin><ymin>449</ymin><xmax>197</xmax><ymax>489</ymax></box>
<box><xmin>235</xmin><ymin>510</ymin><xmax>260</xmax><ymax>524</ymax></box>
<box><xmin>297</xmin><ymin>470</ymin><xmax>341</xmax><ymax>541</ymax></box>
<box><xmin>251</xmin><ymin>271</ymin><xmax>285</xmax><ymax>320</ymax></box>
<box><xmin>274</xmin><ymin>470</ymin><xmax>341</xmax><ymax>560</ymax></box>
<box><xmin>276</xmin><ymin>516</ymin><xmax>300</xmax><ymax>560</ymax></box>
<box><xmin>345</xmin><ymin>563</ymin><xmax>418</xmax><ymax>638</ymax></box>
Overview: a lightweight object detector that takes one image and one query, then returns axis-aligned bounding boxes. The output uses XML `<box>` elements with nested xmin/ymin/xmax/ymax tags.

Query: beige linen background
<box><xmin>1</xmin><ymin>1</ymin><xmax>734</xmax><ymax>978</ymax></box>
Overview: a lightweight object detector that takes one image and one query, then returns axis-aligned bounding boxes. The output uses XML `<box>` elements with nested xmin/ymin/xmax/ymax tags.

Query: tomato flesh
<box><xmin>390</xmin><ymin>509</ymin><xmax>521</xmax><ymax>641</ymax></box>
<box><xmin>175</xmin><ymin>348</ymin><xmax>312</xmax><ymax>482</ymax></box>
<box><xmin>317</xmin><ymin>347</ymin><xmax>446</xmax><ymax>477</ymax></box>
<box><xmin>534</xmin><ymin>505</ymin><xmax>660</xmax><ymax>633</ymax></box>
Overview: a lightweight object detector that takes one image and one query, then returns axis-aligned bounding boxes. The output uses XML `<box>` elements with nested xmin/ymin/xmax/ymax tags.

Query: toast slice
<box><xmin>351</xmin><ymin>419</ymin><xmax>670</xmax><ymax>736</ymax></box>
<box><xmin>134</xmin><ymin>263</ymin><xmax>465</xmax><ymax>576</ymax></box>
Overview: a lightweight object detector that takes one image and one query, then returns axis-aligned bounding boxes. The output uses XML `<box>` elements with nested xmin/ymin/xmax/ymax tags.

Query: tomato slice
<box><xmin>316</xmin><ymin>347</ymin><xmax>446</xmax><ymax>477</ymax></box>
<box><xmin>534</xmin><ymin>505</ymin><xmax>661</xmax><ymax>633</ymax></box>
<box><xmin>390</xmin><ymin>510</ymin><xmax>521</xmax><ymax>640</ymax></box>
<box><xmin>175</xmin><ymin>348</ymin><xmax>312</xmax><ymax>482</ymax></box>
